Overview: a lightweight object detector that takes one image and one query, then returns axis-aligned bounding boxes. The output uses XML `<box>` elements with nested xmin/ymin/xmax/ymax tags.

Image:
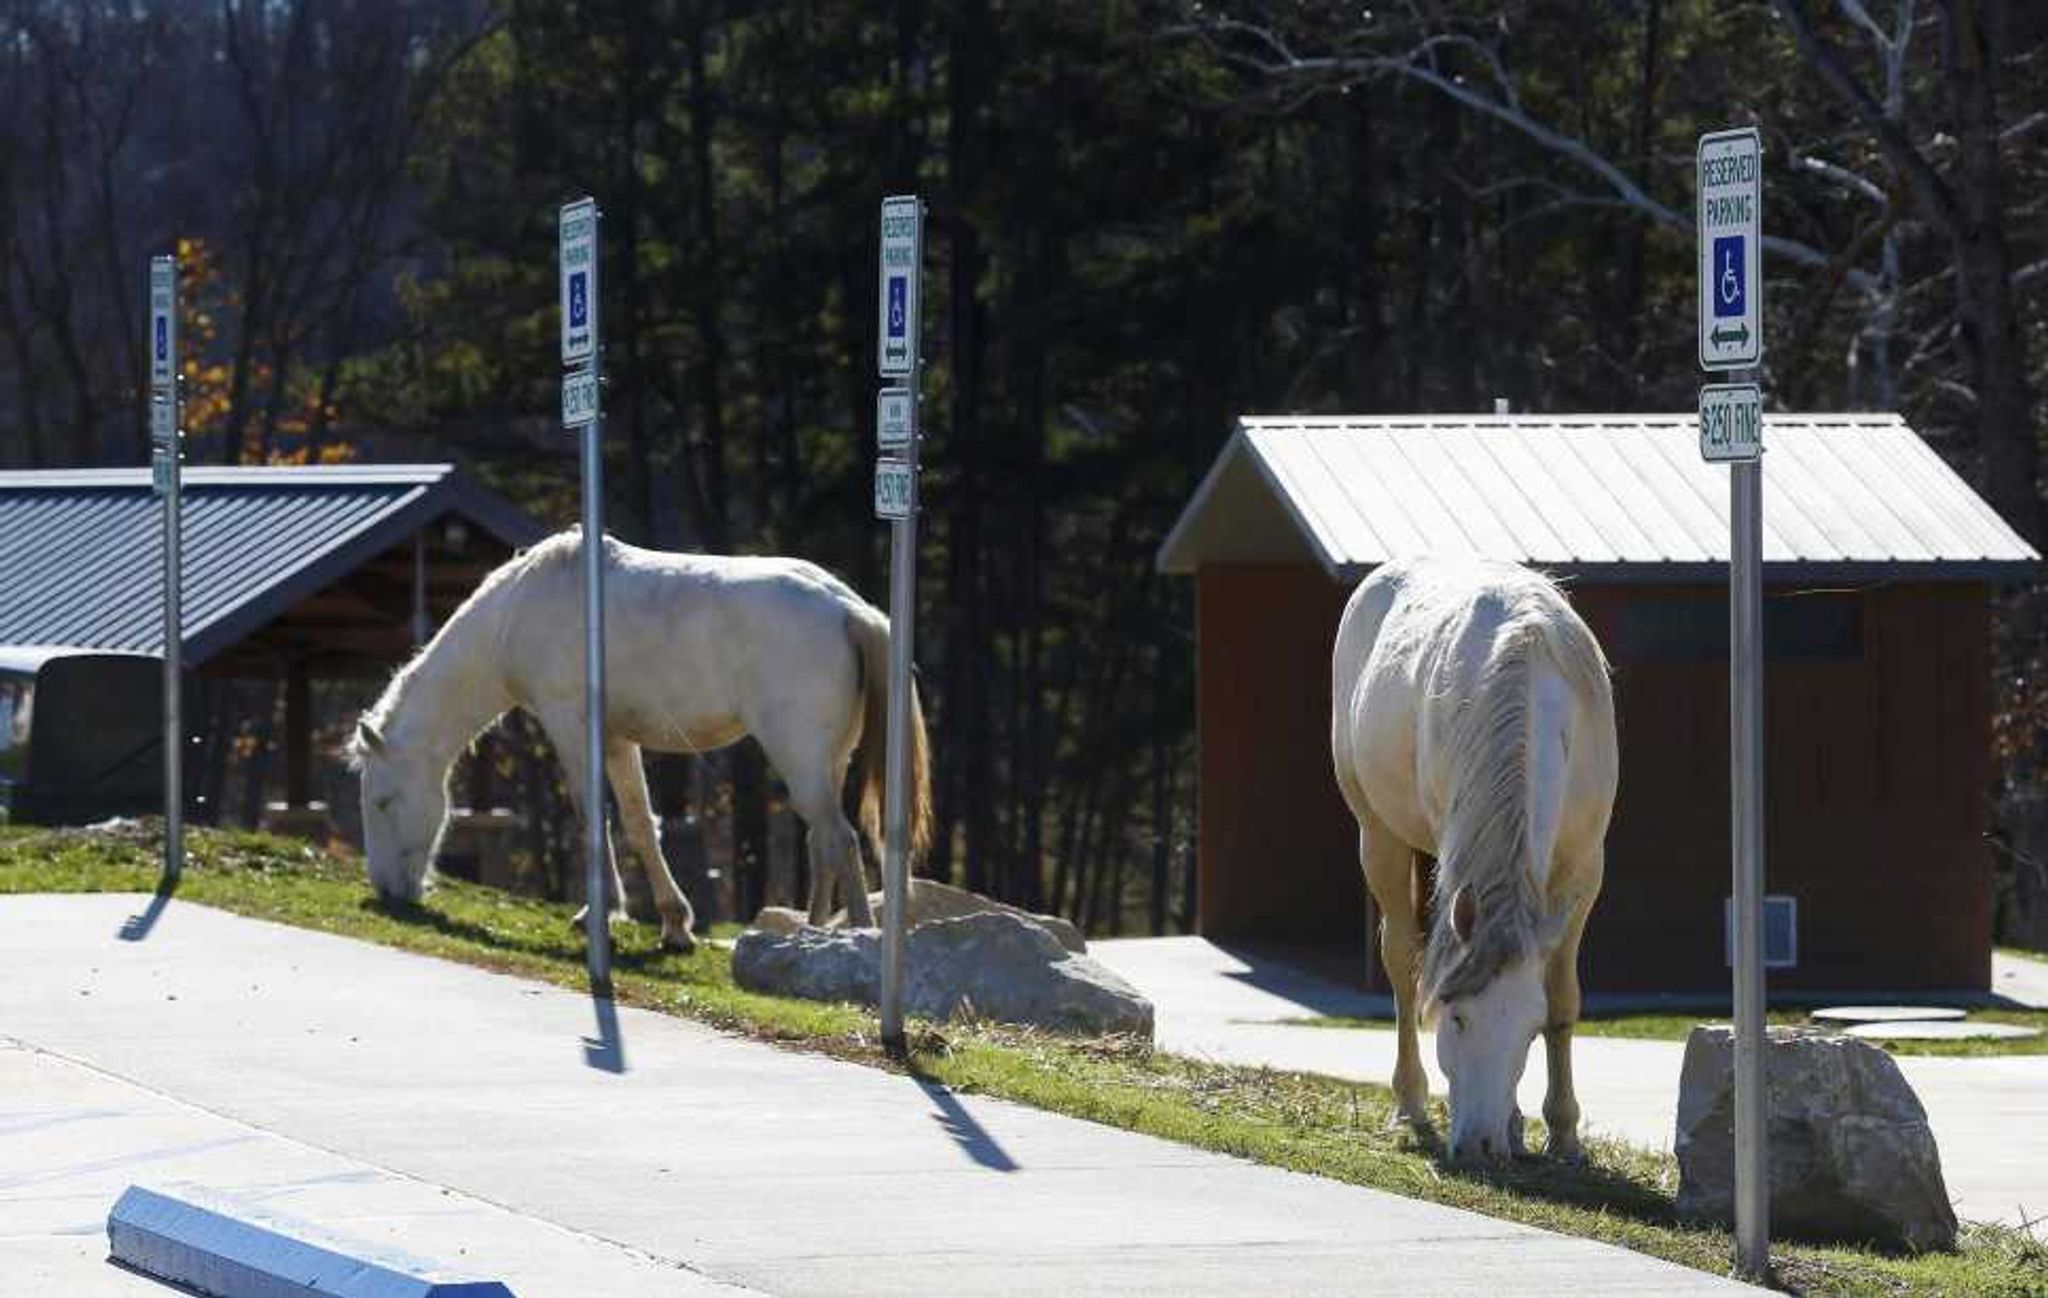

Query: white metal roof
<box><xmin>1157</xmin><ymin>414</ymin><xmax>2040</xmax><ymax>582</ymax></box>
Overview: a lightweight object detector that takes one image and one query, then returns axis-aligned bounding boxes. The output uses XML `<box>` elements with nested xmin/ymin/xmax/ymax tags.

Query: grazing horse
<box><xmin>1331</xmin><ymin>558</ymin><xmax>1617</xmax><ymax>1161</ymax></box>
<box><xmin>349</xmin><ymin>529</ymin><xmax>931</xmax><ymax>950</ymax></box>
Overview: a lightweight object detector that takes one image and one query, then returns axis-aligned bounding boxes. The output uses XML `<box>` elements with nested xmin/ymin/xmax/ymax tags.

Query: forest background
<box><xmin>4</xmin><ymin>0</ymin><xmax>2045</xmax><ymax>940</ymax></box>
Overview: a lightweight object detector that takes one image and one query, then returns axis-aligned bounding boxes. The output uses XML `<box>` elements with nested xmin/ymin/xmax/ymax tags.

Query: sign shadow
<box><xmin>581</xmin><ymin>992</ymin><xmax>627</xmax><ymax>1074</ymax></box>
<box><xmin>118</xmin><ymin>884</ymin><xmax>177</xmax><ymax>943</ymax></box>
<box><xmin>913</xmin><ymin>1075</ymin><xmax>1018</xmax><ymax>1173</ymax></box>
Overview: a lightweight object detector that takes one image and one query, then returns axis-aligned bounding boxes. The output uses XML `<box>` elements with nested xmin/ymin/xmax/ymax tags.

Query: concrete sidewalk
<box><xmin>0</xmin><ymin>895</ymin><xmax>1753</xmax><ymax>1297</ymax></box>
<box><xmin>1092</xmin><ymin>937</ymin><xmax>2048</xmax><ymax>1237</ymax></box>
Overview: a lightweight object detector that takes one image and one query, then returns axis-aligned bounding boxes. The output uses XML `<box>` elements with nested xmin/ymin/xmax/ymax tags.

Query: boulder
<box><xmin>732</xmin><ymin>924</ymin><xmax>880</xmax><ymax>1006</ymax></box>
<box><xmin>831</xmin><ymin>879</ymin><xmax>1087</xmax><ymax>953</ymax></box>
<box><xmin>731</xmin><ymin>911</ymin><xmax>1151</xmax><ymax>1038</ymax></box>
<box><xmin>749</xmin><ymin>906</ymin><xmax>808</xmax><ymax>937</ymax></box>
<box><xmin>1674</xmin><ymin>1025</ymin><xmax>1957</xmax><ymax>1252</ymax></box>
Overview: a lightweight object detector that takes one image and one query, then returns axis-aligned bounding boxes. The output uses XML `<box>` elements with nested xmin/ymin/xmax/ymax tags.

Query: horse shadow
<box><xmin>1405</xmin><ymin>1120</ymin><xmax>1680</xmax><ymax>1226</ymax></box>
<box><xmin>360</xmin><ymin>894</ymin><xmax>686</xmax><ymax>973</ymax></box>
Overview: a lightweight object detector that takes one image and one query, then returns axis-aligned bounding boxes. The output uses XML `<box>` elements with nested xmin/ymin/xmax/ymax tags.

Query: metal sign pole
<box><xmin>1698</xmin><ymin>126</ymin><xmax>1768</xmax><ymax>1278</ymax></box>
<box><xmin>150</xmin><ymin>254</ymin><xmax>183</xmax><ymax>890</ymax></box>
<box><xmin>561</xmin><ymin>196</ymin><xmax>610</xmax><ymax>993</ymax></box>
<box><xmin>1730</xmin><ymin>446</ymin><xmax>1767</xmax><ymax>1276</ymax></box>
<box><xmin>876</xmin><ymin>195</ymin><xmax>923</xmax><ymax>1056</ymax></box>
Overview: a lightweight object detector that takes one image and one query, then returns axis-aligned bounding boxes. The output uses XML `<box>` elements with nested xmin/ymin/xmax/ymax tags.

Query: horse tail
<box><xmin>847</xmin><ymin>605</ymin><xmax>934</xmax><ymax>864</ymax></box>
<box><xmin>1531</xmin><ymin>601</ymin><xmax>1615</xmax><ymax>719</ymax></box>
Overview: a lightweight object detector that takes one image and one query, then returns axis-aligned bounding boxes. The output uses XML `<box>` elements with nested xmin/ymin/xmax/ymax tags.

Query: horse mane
<box><xmin>1419</xmin><ymin>570</ymin><xmax>1611</xmax><ymax>1013</ymax></box>
<box><xmin>346</xmin><ymin>529</ymin><xmax>580</xmax><ymax>768</ymax></box>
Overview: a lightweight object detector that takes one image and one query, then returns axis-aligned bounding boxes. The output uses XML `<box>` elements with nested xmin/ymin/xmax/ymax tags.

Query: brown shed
<box><xmin>1158</xmin><ymin>414</ymin><xmax>2039</xmax><ymax>996</ymax></box>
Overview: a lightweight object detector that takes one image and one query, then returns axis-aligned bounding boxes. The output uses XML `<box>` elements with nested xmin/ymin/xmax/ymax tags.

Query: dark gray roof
<box><xmin>0</xmin><ymin>465</ymin><xmax>543</xmax><ymax>665</ymax></box>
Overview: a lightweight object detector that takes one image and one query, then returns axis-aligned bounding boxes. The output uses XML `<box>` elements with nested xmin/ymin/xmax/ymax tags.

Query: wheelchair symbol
<box><xmin>1711</xmin><ymin>236</ymin><xmax>1746</xmax><ymax>318</ymax></box>
<box><xmin>568</xmin><ymin>273</ymin><xmax>588</xmax><ymax>329</ymax></box>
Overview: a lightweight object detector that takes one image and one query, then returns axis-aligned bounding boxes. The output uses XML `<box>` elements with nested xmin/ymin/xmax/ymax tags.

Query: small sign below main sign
<box><xmin>562</xmin><ymin>369</ymin><xmax>600</xmax><ymax>429</ymax></box>
<box><xmin>560</xmin><ymin>197</ymin><xmax>599</xmax><ymax>366</ymax></box>
<box><xmin>1699</xmin><ymin>382</ymin><xmax>1763</xmax><ymax>463</ymax></box>
<box><xmin>877</xmin><ymin>387</ymin><xmax>913</xmax><ymax>451</ymax></box>
<box><xmin>1698</xmin><ymin>128</ymin><xmax>1762</xmax><ymax>370</ymax></box>
<box><xmin>877</xmin><ymin>197</ymin><xmax>921</xmax><ymax>378</ymax></box>
<box><xmin>150</xmin><ymin>398</ymin><xmax>176</xmax><ymax>449</ymax></box>
<box><xmin>149</xmin><ymin>256</ymin><xmax>177</xmax><ymax>390</ymax></box>
<box><xmin>874</xmin><ymin>458</ymin><xmax>915</xmax><ymax>520</ymax></box>
<box><xmin>151</xmin><ymin>448</ymin><xmax>175</xmax><ymax>496</ymax></box>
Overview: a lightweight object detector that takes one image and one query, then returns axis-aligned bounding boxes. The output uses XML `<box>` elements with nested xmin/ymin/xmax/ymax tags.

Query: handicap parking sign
<box><xmin>1713</xmin><ymin>236</ymin><xmax>1746</xmax><ymax>319</ymax></box>
<box><xmin>154</xmin><ymin>317</ymin><xmax>167</xmax><ymax>362</ymax></box>
<box><xmin>887</xmin><ymin>277</ymin><xmax>906</xmax><ymax>339</ymax></box>
<box><xmin>569</xmin><ymin>272</ymin><xmax>588</xmax><ymax>329</ymax></box>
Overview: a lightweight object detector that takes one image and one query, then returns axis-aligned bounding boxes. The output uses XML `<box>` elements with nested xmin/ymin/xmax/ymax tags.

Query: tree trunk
<box><xmin>1940</xmin><ymin>0</ymin><xmax>2042</xmax><ymax>545</ymax></box>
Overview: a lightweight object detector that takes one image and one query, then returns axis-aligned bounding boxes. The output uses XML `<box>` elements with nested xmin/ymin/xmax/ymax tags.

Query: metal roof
<box><xmin>0</xmin><ymin>465</ymin><xmax>543</xmax><ymax>665</ymax></box>
<box><xmin>1157</xmin><ymin>414</ymin><xmax>2040</xmax><ymax>583</ymax></box>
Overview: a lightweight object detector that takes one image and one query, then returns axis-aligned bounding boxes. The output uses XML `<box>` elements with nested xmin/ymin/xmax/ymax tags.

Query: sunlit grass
<box><xmin>4</xmin><ymin>822</ymin><xmax>2043</xmax><ymax>1298</ymax></box>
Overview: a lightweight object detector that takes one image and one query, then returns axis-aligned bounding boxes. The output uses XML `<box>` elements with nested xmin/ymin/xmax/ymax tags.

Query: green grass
<box><xmin>1282</xmin><ymin>1007</ymin><xmax>2048</xmax><ymax>1058</ymax></box>
<box><xmin>4</xmin><ymin>822</ymin><xmax>2044</xmax><ymax>1298</ymax></box>
<box><xmin>1999</xmin><ymin>945</ymin><xmax>2048</xmax><ymax>967</ymax></box>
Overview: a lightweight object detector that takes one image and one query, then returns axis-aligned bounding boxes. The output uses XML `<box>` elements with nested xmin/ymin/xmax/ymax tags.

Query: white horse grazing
<box><xmin>350</xmin><ymin>529</ymin><xmax>932</xmax><ymax>951</ymax></box>
<box><xmin>1331</xmin><ymin>558</ymin><xmax>1617</xmax><ymax>1162</ymax></box>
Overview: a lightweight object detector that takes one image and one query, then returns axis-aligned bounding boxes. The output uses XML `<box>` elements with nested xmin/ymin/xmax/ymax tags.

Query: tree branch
<box><xmin>1772</xmin><ymin>0</ymin><xmax>1961</xmax><ymax>232</ymax></box>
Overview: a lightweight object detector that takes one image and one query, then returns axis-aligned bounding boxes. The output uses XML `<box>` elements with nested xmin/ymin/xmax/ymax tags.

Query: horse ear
<box><xmin>356</xmin><ymin>720</ymin><xmax>386</xmax><ymax>754</ymax></box>
<box><xmin>1451</xmin><ymin>885</ymin><xmax>1478</xmax><ymax>945</ymax></box>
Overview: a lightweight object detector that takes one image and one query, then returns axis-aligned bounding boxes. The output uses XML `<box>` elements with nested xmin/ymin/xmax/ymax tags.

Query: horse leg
<box><xmin>543</xmin><ymin>708</ymin><xmax>628</xmax><ymax>934</ymax></box>
<box><xmin>1359</xmin><ymin>812</ymin><xmax>1430</xmax><ymax>1130</ymax></box>
<box><xmin>1541</xmin><ymin>883</ymin><xmax>1598</xmax><ymax>1161</ymax></box>
<box><xmin>752</xmin><ymin>698</ymin><xmax>871</xmax><ymax>930</ymax></box>
<box><xmin>606</xmin><ymin>740</ymin><xmax>697</xmax><ymax>953</ymax></box>
<box><xmin>805</xmin><ymin>826</ymin><xmax>839</xmax><ymax>927</ymax></box>
<box><xmin>783</xmin><ymin>769</ymin><xmax>868</xmax><ymax>929</ymax></box>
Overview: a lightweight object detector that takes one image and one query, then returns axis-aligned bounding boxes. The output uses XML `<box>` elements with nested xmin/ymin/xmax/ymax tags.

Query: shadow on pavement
<box><xmin>582</xmin><ymin>993</ymin><xmax>627</xmax><ymax>1074</ymax></box>
<box><xmin>118</xmin><ymin>883</ymin><xmax>177</xmax><ymax>942</ymax></box>
<box><xmin>911</xmin><ymin>1075</ymin><xmax>1019</xmax><ymax>1172</ymax></box>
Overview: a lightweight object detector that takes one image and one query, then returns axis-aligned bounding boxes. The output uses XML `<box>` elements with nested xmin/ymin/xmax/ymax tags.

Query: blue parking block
<box><xmin>108</xmin><ymin>1186</ymin><xmax>514</xmax><ymax>1298</ymax></box>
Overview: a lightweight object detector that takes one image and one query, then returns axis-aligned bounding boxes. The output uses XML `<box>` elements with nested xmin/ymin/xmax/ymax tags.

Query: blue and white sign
<box><xmin>877</xmin><ymin>196</ymin><xmax>921</xmax><ymax>378</ymax></box>
<box><xmin>150</xmin><ymin>395</ymin><xmax>176</xmax><ymax>449</ymax></box>
<box><xmin>560</xmin><ymin>197</ymin><xmax>599</xmax><ymax>366</ymax></box>
<box><xmin>149</xmin><ymin>256</ymin><xmax>177</xmax><ymax>390</ymax></box>
<box><xmin>1698</xmin><ymin>128</ymin><xmax>1762</xmax><ymax>370</ymax></box>
<box><xmin>562</xmin><ymin>369</ymin><xmax>600</xmax><ymax>429</ymax></box>
<box><xmin>874</xmin><ymin>458</ymin><xmax>915</xmax><ymax>520</ymax></box>
<box><xmin>876</xmin><ymin>387</ymin><xmax>913</xmax><ymax>451</ymax></box>
<box><xmin>1699</xmin><ymin>381</ymin><xmax>1762</xmax><ymax>463</ymax></box>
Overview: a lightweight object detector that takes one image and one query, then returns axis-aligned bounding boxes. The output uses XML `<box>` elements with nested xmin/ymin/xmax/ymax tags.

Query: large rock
<box><xmin>732</xmin><ymin>923</ymin><xmax>881</xmax><ymax>1005</ymax></box>
<box><xmin>825</xmin><ymin>879</ymin><xmax>1087</xmax><ymax>953</ymax></box>
<box><xmin>748</xmin><ymin>906</ymin><xmax>808</xmax><ymax>937</ymax></box>
<box><xmin>1675</xmin><ymin>1025</ymin><xmax>1957</xmax><ymax>1252</ymax></box>
<box><xmin>732</xmin><ymin>912</ymin><xmax>1150</xmax><ymax>1038</ymax></box>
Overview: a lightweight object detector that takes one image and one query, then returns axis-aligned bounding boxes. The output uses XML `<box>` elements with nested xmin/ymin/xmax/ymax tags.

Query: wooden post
<box><xmin>284</xmin><ymin>658</ymin><xmax>311</xmax><ymax>810</ymax></box>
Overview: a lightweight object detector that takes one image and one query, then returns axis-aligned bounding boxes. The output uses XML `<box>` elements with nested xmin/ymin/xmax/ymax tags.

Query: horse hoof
<box><xmin>1547</xmin><ymin>1136</ymin><xmax>1586</xmax><ymax>1164</ymax></box>
<box><xmin>661</xmin><ymin>925</ymin><xmax>698</xmax><ymax>954</ymax></box>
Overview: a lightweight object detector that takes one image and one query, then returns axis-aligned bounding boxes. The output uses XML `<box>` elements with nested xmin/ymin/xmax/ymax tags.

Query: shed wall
<box><xmin>1196</xmin><ymin>566</ymin><xmax>1365</xmax><ymax>946</ymax></box>
<box><xmin>1194</xmin><ymin>571</ymin><xmax>1994</xmax><ymax>994</ymax></box>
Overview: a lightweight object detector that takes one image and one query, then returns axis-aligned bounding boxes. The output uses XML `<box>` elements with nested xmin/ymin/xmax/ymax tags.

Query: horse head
<box><xmin>351</xmin><ymin>718</ymin><xmax>448</xmax><ymax>904</ymax></box>
<box><xmin>1429</xmin><ymin>884</ymin><xmax>1546</xmax><ymax>1161</ymax></box>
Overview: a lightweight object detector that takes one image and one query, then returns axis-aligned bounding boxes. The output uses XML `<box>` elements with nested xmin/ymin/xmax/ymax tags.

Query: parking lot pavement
<box><xmin>0</xmin><ymin>895</ymin><xmax>1755</xmax><ymax>1296</ymax></box>
<box><xmin>0</xmin><ymin>1041</ymin><xmax>758</xmax><ymax>1297</ymax></box>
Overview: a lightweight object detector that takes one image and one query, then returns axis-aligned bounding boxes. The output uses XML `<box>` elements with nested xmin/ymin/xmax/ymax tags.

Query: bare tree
<box><xmin>1170</xmin><ymin>1</ymin><xmax>2042</xmax><ymax>541</ymax></box>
